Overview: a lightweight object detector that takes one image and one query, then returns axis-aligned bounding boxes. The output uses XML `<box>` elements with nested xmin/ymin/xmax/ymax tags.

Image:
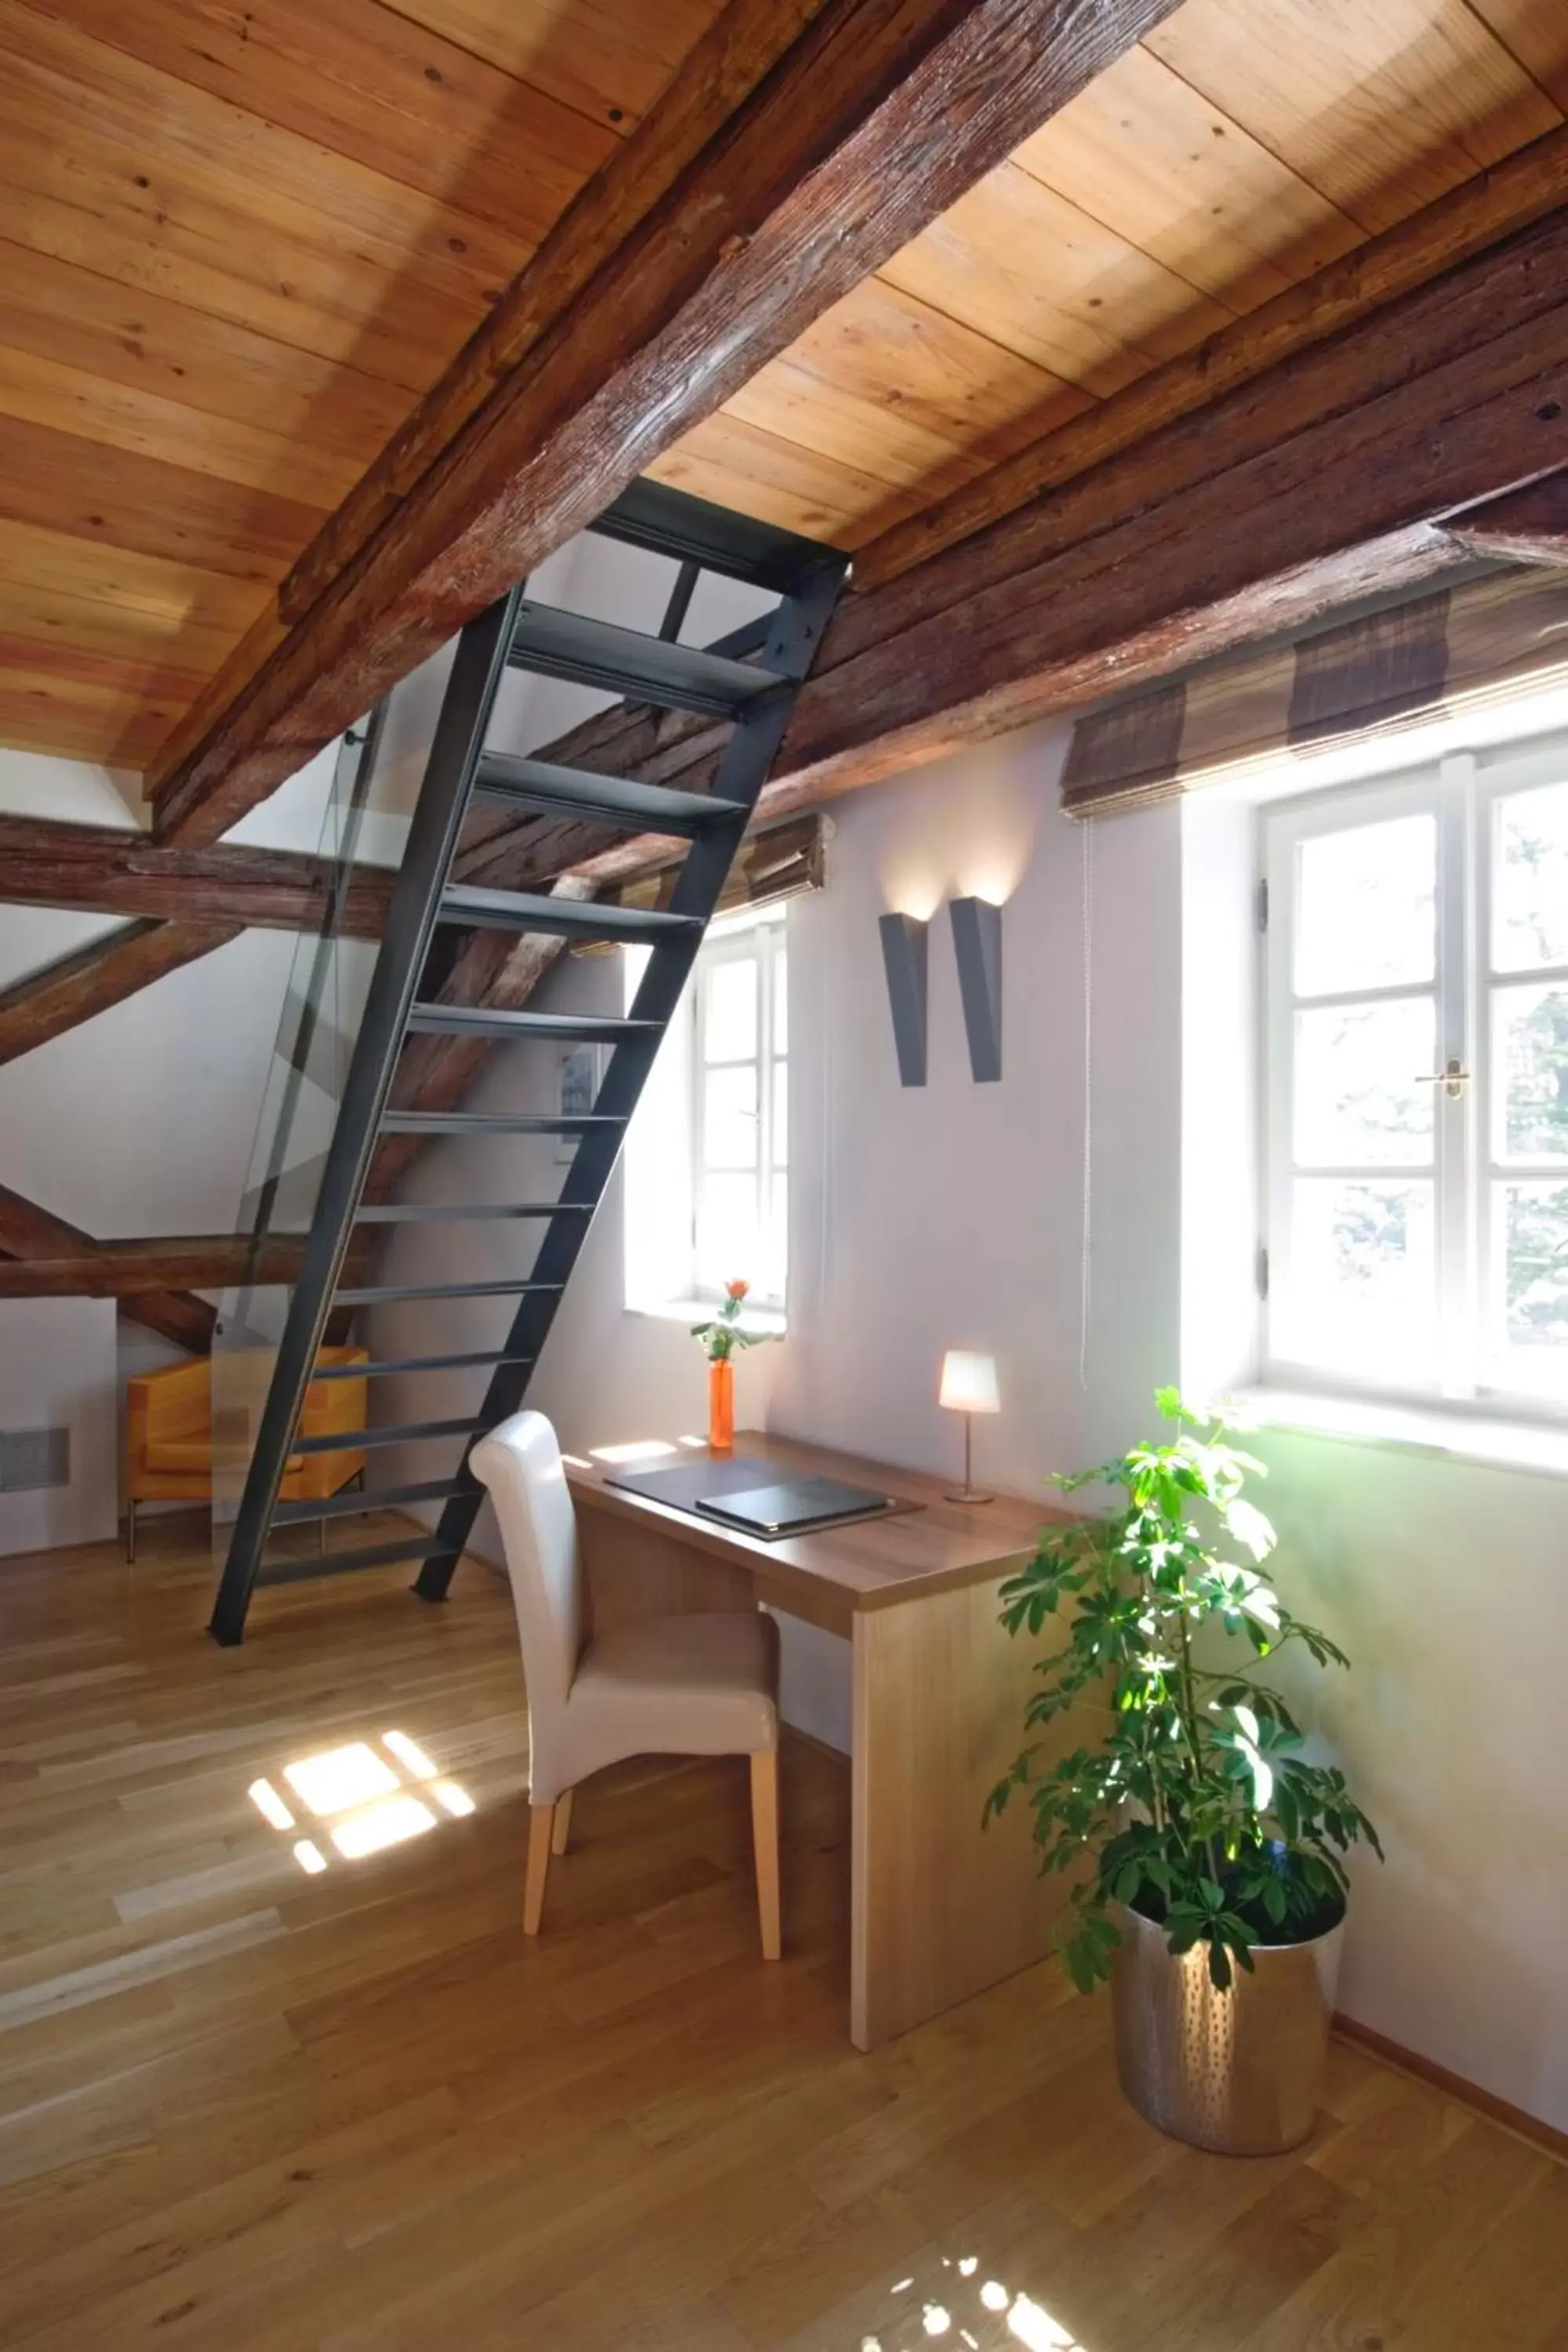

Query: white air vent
<box><xmin>0</xmin><ymin>1427</ymin><xmax>71</xmax><ymax>1493</ymax></box>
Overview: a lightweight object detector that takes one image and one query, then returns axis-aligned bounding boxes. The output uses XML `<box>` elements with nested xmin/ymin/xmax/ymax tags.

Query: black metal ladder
<box><xmin>209</xmin><ymin>481</ymin><xmax>846</xmax><ymax>1644</ymax></box>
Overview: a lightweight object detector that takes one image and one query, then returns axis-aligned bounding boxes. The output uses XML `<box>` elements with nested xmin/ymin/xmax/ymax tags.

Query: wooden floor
<box><xmin>1</xmin><ymin>1522</ymin><xmax>1564</xmax><ymax>2352</ymax></box>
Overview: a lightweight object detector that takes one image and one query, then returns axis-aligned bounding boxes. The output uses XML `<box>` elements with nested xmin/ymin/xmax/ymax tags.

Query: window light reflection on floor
<box><xmin>862</xmin><ymin>2263</ymin><xmax>1085</xmax><ymax>2352</ymax></box>
<box><xmin>249</xmin><ymin>1733</ymin><xmax>475</xmax><ymax>1877</ymax></box>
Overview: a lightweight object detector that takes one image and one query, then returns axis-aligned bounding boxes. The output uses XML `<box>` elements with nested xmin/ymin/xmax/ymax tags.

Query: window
<box><xmin>623</xmin><ymin>906</ymin><xmax>789</xmax><ymax>1316</ymax></box>
<box><xmin>1265</xmin><ymin>744</ymin><xmax>1568</xmax><ymax>1410</ymax></box>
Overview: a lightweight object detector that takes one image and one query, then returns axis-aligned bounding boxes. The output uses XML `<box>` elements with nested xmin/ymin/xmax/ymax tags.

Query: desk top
<box><xmin>564</xmin><ymin>1428</ymin><xmax>1063</xmax><ymax>1614</ymax></box>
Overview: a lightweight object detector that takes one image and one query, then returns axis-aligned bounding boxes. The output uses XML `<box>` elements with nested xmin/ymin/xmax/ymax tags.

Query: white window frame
<box><xmin>621</xmin><ymin>903</ymin><xmax>789</xmax><ymax>1323</ymax></box>
<box><xmin>1262</xmin><ymin>736</ymin><xmax>1568</xmax><ymax>1419</ymax></box>
<box><xmin>691</xmin><ymin>910</ymin><xmax>787</xmax><ymax>1312</ymax></box>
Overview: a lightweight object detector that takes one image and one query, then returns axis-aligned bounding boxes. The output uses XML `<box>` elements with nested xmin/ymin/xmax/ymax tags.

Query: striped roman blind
<box><xmin>1061</xmin><ymin>567</ymin><xmax>1568</xmax><ymax>818</ymax></box>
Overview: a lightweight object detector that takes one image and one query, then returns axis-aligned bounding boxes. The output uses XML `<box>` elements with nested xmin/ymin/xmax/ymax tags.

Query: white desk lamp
<box><xmin>938</xmin><ymin>1349</ymin><xmax>1000</xmax><ymax>1503</ymax></box>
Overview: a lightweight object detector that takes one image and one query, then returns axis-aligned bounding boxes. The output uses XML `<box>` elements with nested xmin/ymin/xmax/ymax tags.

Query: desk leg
<box><xmin>850</xmin><ymin>1579</ymin><xmax>1078</xmax><ymax>2052</ymax></box>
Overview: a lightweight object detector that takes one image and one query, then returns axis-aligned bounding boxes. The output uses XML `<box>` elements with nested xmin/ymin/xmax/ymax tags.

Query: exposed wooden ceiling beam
<box><xmin>0</xmin><ymin>1182</ymin><xmax>217</xmax><ymax>1351</ymax></box>
<box><xmin>0</xmin><ymin>818</ymin><xmax>392</xmax><ymax>936</ymax></box>
<box><xmin>145</xmin><ymin>0</ymin><xmax>1185</xmax><ymax>848</ymax></box>
<box><xmin>1446</xmin><ymin>475</ymin><xmax>1568</xmax><ymax>568</ymax></box>
<box><xmin>0</xmin><ymin>920</ymin><xmax>241</xmax><ymax>1067</ymax></box>
<box><xmin>462</xmin><ymin>204</ymin><xmax>1568</xmax><ymax>891</ymax></box>
<box><xmin>0</xmin><ymin>1232</ymin><xmax>304</xmax><ymax>1299</ymax></box>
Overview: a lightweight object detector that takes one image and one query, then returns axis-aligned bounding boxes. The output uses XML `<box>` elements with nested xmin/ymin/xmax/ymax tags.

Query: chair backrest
<box><xmin>469</xmin><ymin>1412</ymin><xmax>583</xmax><ymax>1779</ymax></box>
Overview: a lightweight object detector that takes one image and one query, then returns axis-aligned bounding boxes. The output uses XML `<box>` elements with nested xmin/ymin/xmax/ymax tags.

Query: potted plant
<box><xmin>691</xmin><ymin>1279</ymin><xmax>769</xmax><ymax>1454</ymax></box>
<box><xmin>985</xmin><ymin>1388</ymin><xmax>1381</xmax><ymax>2154</ymax></box>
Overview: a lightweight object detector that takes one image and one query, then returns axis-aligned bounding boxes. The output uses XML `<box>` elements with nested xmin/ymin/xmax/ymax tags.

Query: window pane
<box><xmin>1494</xmin><ymin>1181</ymin><xmax>1568</xmax><ymax>1359</ymax></box>
<box><xmin>1288</xmin><ymin>1178</ymin><xmax>1436</xmax><ymax>1372</ymax></box>
<box><xmin>702</xmin><ymin>1065</ymin><xmax>757</xmax><ymax>1169</ymax></box>
<box><xmin>774</xmin><ymin>946</ymin><xmax>788</xmax><ymax>1054</ymax></box>
<box><xmin>772</xmin><ymin>1058</ymin><xmax>787</xmax><ymax>1168</ymax></box>
<box><xmin>1294</xmin><ymin>815</ymin><xmax>1436</xmax><ymax>997</ymax></box>
<box><xmin>695</xmin><ymin>1173</ymin><xmax>758</xmax><ymax>1295</ymax></box>
<box><xmin>1293</xmin><ymin>998</ymin><xmax>1435</xmax><ymax>1167</ymax></box>
<box><xmin>1494</xmin><ymin>982</ymin><xmax>1568</xmax><ymax>1161</ymax></box>
<box><xmin>703</xmin><ymin>957</ymin><xmax>757</xmax><ymax>1062</ymax></box>
<box><xmin>1494</xmin><ymin>781</ymin><xmax>1568</xmax><ymax>973</ymax></box>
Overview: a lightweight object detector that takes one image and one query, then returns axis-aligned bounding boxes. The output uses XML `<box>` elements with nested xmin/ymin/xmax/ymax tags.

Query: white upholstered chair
<box><xmin>470</xmin><ymin>1410</ymin><xmax>782</xmax><ymax>1957</ymax></box>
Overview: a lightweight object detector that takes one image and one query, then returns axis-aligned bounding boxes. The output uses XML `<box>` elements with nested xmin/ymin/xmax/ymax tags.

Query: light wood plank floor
<box><xmin>1</xmin><ymin>1517</ymin><xmax>1564</xmax><ymax>2352</ymax></box>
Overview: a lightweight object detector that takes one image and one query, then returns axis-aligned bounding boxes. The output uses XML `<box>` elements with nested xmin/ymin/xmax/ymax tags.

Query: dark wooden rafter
<box><xmin>459</xmin><ymin>204</ymin><xmax>1568</xmax><ymax>893</ymax></box>
<box><xmin>0</xmin><ymin>818</ymin><xmax>392</xmax><ymax>936</ymax></box>
<box><xmin>1445</xmin><ymin>475</ymin><xmax>1568</xmax><ymax>568</ymax></box>
<box><xmin>0</xmin><ymin>920</ymin><xmax>241</xmax><ymax>1067</ymax></box>
<box><xmin>146</xmin><ymin>0</ymin><xmax>1186</xmax><ymax>848</ymax></box>
<box><xmin>0</xmin><ymin>1183</ymin><xmax>217</xmax><ymax>1352</ymax></box>
<box><xmin>0</xmin><ymin>1232</ymin><xmax>304</xmax><ymax>1301</ymax></box>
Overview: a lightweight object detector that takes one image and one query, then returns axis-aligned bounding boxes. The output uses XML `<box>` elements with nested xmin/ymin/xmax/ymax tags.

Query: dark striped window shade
<box><xmin>1062</xmin><ymin>569</ymin><xmax>1568</xmax><ymax>819</ymax></box>
<box><xmin>588</xmin><ymin>814</ymin><xmax>824</xmax><ymax>947</ymax></box>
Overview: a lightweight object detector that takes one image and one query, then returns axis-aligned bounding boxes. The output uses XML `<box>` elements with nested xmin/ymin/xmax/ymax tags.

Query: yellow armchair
<box><xmin>124</xmin><ymin>1347</ymin><xmax>368</xmax><ymax>1562</ymax></box>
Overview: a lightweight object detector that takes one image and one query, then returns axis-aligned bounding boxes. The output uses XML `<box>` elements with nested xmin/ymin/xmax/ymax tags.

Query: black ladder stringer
<box><xmin>209</xmin><ymin>479</ymin><xmax>847</xmax><ymax>1644</ymax></box>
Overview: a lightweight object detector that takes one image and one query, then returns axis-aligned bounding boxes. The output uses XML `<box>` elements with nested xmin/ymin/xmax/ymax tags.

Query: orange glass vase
<box><xmin>708</xmin><ymin>1358</ymin><xmax>735</xmax><ymax>1454</ymax></box>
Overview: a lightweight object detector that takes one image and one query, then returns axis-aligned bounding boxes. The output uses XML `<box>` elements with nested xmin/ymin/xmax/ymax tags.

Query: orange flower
<box><xmin>726</xmin><ymin>1278</ymin><xmax>750</xmax><ymax>1301</ymax></box>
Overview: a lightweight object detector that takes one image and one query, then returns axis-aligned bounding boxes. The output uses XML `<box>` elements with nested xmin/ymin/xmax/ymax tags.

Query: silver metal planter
<box><xmin>1109</xmin><ymin>1900</ymin><xmax>1345</xmax><ymax>2155</ymax></box>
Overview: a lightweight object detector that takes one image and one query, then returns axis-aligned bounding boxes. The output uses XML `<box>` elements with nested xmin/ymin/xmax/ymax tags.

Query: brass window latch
<box><xmin>1415</xmin><ymin>1057</ymin><xmax>1472</xmax><ymax>1099</ymax></box>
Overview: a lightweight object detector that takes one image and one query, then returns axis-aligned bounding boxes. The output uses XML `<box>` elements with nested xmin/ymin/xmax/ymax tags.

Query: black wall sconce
<box><xmin>877</xmin><ymin>912</ymin><xmax>928</xmax><ymax>1087</ymax></box>
<box><xmin>949</xmin><ymin>896</ymin><xmax>1003</xmax><ymax>1082</ymax></box>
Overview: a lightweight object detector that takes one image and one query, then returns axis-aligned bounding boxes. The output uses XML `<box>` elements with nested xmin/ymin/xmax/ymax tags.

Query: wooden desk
<box><xmin>565</xmin><ymin>1429</ymin><xmax>1083</xmax><ymax>2050</ymax></box>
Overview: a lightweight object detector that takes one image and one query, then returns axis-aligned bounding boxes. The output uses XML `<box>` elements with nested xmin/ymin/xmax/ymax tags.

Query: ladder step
<box><xmin>256</xmin><ymin>1534</ymin><xmax>461</xmax><ymax>1588</ymax></box>
<box><xmin>354</xmin><ymin>1200</ymin><xmax>588</xmax><ymax>1223</ymax></box>
<box><xmin>435</xmin><ymin>886</ymin><xmax>701</xmax><ymax>944</ymax></box>
<box><xmin>508</xmin><ymin>602</ymin><xmax>783</xmax><ymax>717</ymax></box>
<box><xmin>333</xmin><ymin>1277</ymin><xmax>567</xmax><ymax>1305</ymax></box>
<box><xmin>378</xmin><ymin>1110</ymin><xmax>625</xmax><ymax>1137</ymax></box>
<box><xmin>405</xmin><ymin>1006</ymin><xmax>657</xmax><ymax>1044</ymax></box>
<box><xmin>590</xmin><ymin>479</ymin><xmax>832</xmax><ymax>593</ymax></box>
<box><xmin>310</xmin><ymin>1348</ymin><xmax>534</xmax><ymax>1381</ymax></box>
<box><xmin>470</xmin><ymin>753</ymin><xmax>748</xmax><ymax>839</ymax></box>
<box><xmin>273</xmin><ymin>1478</ymin><xmax>463</xmax><ymax>1525</ymax></box>
<box><xmin>292</xmin><ymin>1416</ymin><xmax>492</xmax><ymax>1455</ymax></box>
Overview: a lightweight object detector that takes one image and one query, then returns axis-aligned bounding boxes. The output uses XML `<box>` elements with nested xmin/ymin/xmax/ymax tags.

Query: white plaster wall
<box><xmin>0</xmin><ymin>1300</ymin><xmax>118</xmax><ymax>1552</ymax></box>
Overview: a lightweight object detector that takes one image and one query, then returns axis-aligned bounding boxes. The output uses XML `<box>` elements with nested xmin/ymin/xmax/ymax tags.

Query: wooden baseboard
<box><xmin>1334</xmin><ymin>2013</ymin><xmax>1567</xmax><ymax>2165</ymax></box>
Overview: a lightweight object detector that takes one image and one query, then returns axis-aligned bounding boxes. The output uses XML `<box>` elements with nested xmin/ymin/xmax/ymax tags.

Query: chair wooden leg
<box><xmin>750</xmin><ymin>1751</ymin><xmax>781</xmax><ymax>1962</ymax></box>
<box><xmin>524</xmin><ymin>1802</ymin><xmax>554</xmax><ymax>1936</ymax></box>
<box><xmin>125</xmin><ymin>1499</ymin><xmax>136</xmax><ymax>1566</ymax></box>
<box><xmin>550</xmin><ymin>1788</ymin><xmax>574</xmax><ymax>1857</ymax></box>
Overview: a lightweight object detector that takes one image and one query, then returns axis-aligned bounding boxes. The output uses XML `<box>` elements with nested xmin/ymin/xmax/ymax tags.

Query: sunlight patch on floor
<box><xmin>856</xmin><ymin>2257</ymin><xmax>1087</xmax><ymax>2352</ymax></box>
<box><xmin>248</xmin><ymin>1733</ymin><xmax>476</xmax><ymax>1875</ymax></box>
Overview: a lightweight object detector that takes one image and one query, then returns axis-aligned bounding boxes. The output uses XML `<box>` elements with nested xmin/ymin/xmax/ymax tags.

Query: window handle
<box><xmin>1414</xmin><ymin>1057</ymin><xmax>1472</xmax><ymax>1099</ymax></box>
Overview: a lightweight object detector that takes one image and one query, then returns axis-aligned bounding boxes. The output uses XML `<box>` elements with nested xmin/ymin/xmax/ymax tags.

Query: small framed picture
<box><xmin>557</xmin><ymin>1044</ymin><xmax>601</xmax><ymax>1162</ymax></box>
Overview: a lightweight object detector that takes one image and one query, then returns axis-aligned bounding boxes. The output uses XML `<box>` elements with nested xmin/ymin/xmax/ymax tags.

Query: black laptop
<box><xmin>691</xmin><ymin>1475</ymin><xmax>895</xmax><ymax>1536</ymax></box>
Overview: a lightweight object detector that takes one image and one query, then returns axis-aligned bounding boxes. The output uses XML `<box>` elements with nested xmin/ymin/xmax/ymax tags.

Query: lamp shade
<box><xmin>938</xmin><ymin>1350</ymin><xmax>1000</xmax><ymax>1415</ymax></box>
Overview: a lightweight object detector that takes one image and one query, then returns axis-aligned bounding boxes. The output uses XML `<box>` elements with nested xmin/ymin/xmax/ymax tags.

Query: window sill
<box><xmin>626</xmin><ymin>1298</ymin><xmax>788</xmax><ymax>1338</ymax></box>
<box><xmin>1235</xmin><ymin>1385</ymin><xmax>1568</xmax><ymax>1479</ymax></box>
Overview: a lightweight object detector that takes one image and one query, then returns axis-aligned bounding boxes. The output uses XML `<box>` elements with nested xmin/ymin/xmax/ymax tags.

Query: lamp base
<box><xmin>945</xmin><ymin>1484</ymin><xmax>994</xmax><ymax>1505</ymax></box>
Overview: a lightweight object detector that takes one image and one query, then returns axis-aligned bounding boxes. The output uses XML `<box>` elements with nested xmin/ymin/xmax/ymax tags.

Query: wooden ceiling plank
<box><xmin>0</xmin><ymin>816</ymin><xmax>393</xmax><ymax>936</ymax></box>
<box><xmin>0</xmin><ymin>238</ymin><xmax>411</xmax><ymax>462</ymax></box>
<box><xmin>715</xmin><ymin>275</ymin><xmax>1092</xmax><ymax>507</ymax></box>
<box><xmin>0</xmin><ymin>8</ymin><xmax>530</xmax><ymax>310</ymax></box>
<box><xmin>0</xmin><ymin>1181</ymin><xmax>216</xmax><ymax>1351</ymax></box>
<box><xmin>38</xmin><ymin>0</ymin><xmax>619</xmax><ymax>246</ymax></box>
<box><xmin>0</xmin><ymin>697</ymin><xmax>169</xmax><ymax>767</ymax></box>
<box><xmin>0</xmin><ymin>580</ymin><xmax>252</xmax><ymax>678</ymax></box>
<box><xmin>379</xmin><ymin>0</ymin><xmax>727</xmax><ymax>129</ymax></box>
<box><xmin>0</xmin><ymin>918</ymin><xmax>241</xmax><ymax>1066</ymax></box>
<box><xmin>1468</xmin><ymin>1</ymin><xmax>1568</xmax><ymax>111</ymax></box>
<box><xmin>643</xmin><ymin>416</ymin><xmax>915</xmax><ymax>548</ymax></box>
<box><xmin>0</xmin><ymin>517</ymin><xmax>271</xmax><ymax>641</ymax></box>
<box><xmin>859</xmin><ymin>121</ymin><xmax>1568</xmax><ymax>590</ymax></box>
<box><xmin>148</xmin><ymin>0</ymin><xmax>1190</xmax><ymax>844</ymax></box>
<box><xmin>879</xmin><ymin>158</ymin><xmax>1236</xmax><ymax>397</ymax></box>
<box><xmin>1145</xmin><ymin>0</ymin><xmax>1560</xmax><ymax>236</ymax></box>
<box><xmin>1011</xmin><ymin>42</ymin><xmax>1365</xmax><ymax>313</ymax></box>
<box><xmin>0</xmin><ymin>342</ymin><xmax>358</xmax><ymax>510</ymax></box>
<box><xmin>0</xmin><ymin>414</ymin><xmax>336</xmax><ymax>587</ymax></box>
